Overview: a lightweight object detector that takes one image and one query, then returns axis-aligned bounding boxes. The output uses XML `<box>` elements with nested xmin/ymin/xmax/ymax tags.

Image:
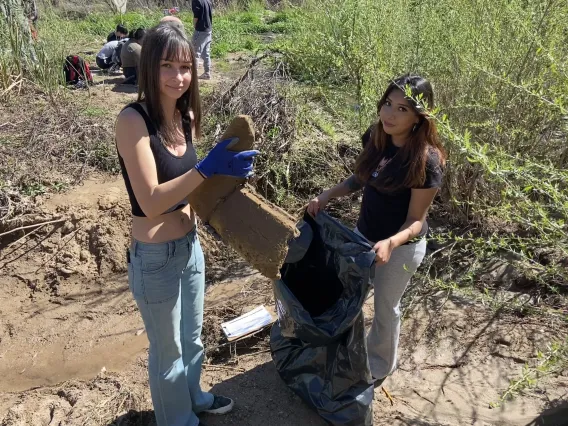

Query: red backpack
<box><xmin>64</xmin><ymin>55</ymin><xmax>93</xmax><ymax>85</ymax></box>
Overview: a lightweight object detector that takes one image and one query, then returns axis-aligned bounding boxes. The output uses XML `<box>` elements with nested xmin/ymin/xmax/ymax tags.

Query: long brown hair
<box><xmin>137</xmin><ymin>24</ymin><xmax>202</xmax><ymax>144</ymax></box>
<box><xmin>355</xmin><ymin>74</ymin><xmax>446</xmax><ymax>191</ymax></box>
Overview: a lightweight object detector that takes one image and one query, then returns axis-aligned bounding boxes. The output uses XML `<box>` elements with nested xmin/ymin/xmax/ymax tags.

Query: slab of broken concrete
<box><xmin>188</xmin><ymin>115</ymin><xmax>299</xmax><ymax>279</ymax></box>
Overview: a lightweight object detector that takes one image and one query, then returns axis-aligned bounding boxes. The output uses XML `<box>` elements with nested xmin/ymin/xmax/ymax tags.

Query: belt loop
<box><xmin>169</xmin><ymin>241</ymin><xmax>175</xmax><ymax>257</ymax></box>
<box><xmin>133</xmin><ymin>240</ymin><xmax>139</xmax><ymax>257</ymax></box>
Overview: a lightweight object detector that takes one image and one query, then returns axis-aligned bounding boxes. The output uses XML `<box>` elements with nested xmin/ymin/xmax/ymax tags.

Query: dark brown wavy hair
<box><xmin>354</xmin><ymin>74</ymin><xmax>446</xmax><ymax>191</ymax></box>
<box><xmin>137</xmin><ymin>23</ymin><xmax>201</xmax><ymax>144</ymax></box>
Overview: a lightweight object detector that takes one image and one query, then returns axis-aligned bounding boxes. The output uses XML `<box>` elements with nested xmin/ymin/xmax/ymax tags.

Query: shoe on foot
<box><xmin>203</xmin><ymin>395</ymin><xmax>234</xmax><ymax>415</ymax></box>
<box><xmin>199</xmin><ymin>72</ymin><xmax>211</xmax><ymax>80</ymax></box>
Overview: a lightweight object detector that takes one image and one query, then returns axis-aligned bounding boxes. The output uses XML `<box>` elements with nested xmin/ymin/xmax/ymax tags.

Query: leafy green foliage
<box><xmin>279</xmin><ymin>0</ymin><xmax>568</xmax><ymax>295</ymax></box>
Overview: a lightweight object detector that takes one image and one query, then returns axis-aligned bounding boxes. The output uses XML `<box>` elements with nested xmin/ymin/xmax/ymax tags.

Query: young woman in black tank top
<box><xmin>115</xmin><ymin>24</ymin><xmax>258</xmax><ymax>426</ymax></box>
<box><xmin>308</xmin><ymin>75</ymin><xmax>446</xmax><ymax>388</ymax></box>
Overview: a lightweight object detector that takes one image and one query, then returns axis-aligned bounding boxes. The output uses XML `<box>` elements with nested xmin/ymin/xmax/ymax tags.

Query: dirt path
<box><xmin>0</xmin><ymin>61</ymin><xmax>566</xmax><ymax>426</ymax></box>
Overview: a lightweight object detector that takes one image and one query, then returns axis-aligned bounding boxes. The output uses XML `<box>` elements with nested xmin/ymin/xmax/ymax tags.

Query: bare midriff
<box><xmin>131</xmin><ymin>203</ymin><xmax>196</xmax><ymax>244</ymax></box>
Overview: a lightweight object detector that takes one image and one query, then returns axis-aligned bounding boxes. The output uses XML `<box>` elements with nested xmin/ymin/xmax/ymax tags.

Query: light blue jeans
<box><xmin>192</xmin><ymin>30</ymin><xmax>212</xmax><ymax>74</ymax></box>
<box><xmin>128</xmin><ymin>229</ymin><xmax>214</xmax><ymax>426</ymax></box>
<box><xmin>355</xmin><ymin>228</ymin><xmax>427</xmax><ymax>380</ymax></box>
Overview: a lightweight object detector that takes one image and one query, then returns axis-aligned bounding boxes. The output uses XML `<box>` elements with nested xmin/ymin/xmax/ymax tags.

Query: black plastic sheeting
<box><xmin>270</xmin><ymin>212</ymin><xmax>376</xmax><ymax>425</ymax></box>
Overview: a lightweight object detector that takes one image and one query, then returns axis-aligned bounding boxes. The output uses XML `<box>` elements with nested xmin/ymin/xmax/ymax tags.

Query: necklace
<box><xmin>172</xmin><ymin>110</ymin><xmax>181</xmax><ymax>128</ymax></box>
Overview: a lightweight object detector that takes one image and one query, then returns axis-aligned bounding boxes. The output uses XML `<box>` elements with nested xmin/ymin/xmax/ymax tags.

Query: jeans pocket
<box><xmin>140</xmin><ymin>252</ymin><xmax>171</xmax><ymax>275</ymax></box>
<box><xmin>141</xmin><ymin>261</ymin><xmax>180</xmax><ymax>304</ymax></box>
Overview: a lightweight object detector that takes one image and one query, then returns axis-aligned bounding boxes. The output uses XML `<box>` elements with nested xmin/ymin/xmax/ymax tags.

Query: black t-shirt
<box><xmin>107</xmin><ymin>31</ymin><xmax>117</xmax><ymax>43</ymax></box>
<box><xmin>192</xmin><ymin>0</ymin><xmax>213</xmax><ymax>32</ymax></box>
<box><xmin>356</xmin><ymin>126</ymin><xmax>443</xmax><ymax>243</ymax></box>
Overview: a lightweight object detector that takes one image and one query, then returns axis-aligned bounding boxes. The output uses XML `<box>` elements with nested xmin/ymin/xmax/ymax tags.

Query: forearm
<box><xmin>323</xmin><ymin>175</ymin><xmax>363</xmax><ymax>200</ymax></box>
<box><xmin>142</xmin><ymin>168</ymin><xmax>205</xmax><ymax>218</ymax></box>
<box><xmin>389</xmin><ymin>219</ymin><xmax>424</xmax><ymax>248</ymax></box>
<box><xmin>193</xmin><ymin>17</ymin><xmax>198</xmax><ymax>28</ymax></box>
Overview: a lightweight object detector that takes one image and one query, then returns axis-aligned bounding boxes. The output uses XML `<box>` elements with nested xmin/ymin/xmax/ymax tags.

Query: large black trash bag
<box><xmin>270</xmin><ymin>212</ymin><xmax>376</xmax><ymax>426</ymax></box>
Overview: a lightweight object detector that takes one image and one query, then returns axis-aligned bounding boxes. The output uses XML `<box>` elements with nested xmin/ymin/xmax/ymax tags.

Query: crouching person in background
<box><xmin>121</xmin><ymin>27</ymin><xmax>146</xmax><ymax>85</ymax></box>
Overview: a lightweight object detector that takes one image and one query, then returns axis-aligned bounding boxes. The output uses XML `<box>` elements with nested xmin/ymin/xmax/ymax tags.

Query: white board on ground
<box><xmin>221</xmin><ymin>305</ymin><xmax>274</xmax><ymax>341</ymax></box>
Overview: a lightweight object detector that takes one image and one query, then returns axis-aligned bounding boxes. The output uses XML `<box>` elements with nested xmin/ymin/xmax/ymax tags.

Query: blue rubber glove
<box><xmin>195</xmin><ymin>137</ymin><xmax>260</xmax><ymax>179</ymax></box>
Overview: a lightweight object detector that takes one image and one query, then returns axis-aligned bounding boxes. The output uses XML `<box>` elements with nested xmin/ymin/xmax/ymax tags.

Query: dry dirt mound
<box><xmin>1</xmin><ymin>177</ymin><xmax>130</xmax><ymax>292</ymax></box>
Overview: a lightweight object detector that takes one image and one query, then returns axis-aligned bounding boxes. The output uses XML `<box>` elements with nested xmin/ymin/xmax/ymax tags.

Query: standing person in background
<box><xmin>107</xmin><ymin>24</ymin><xmax>128</xmax><ymax>43</ymax></box>
<box><xmin>121</xmin><ymin>27</ymin><xmax>146</xmax><ymax>85</ymax></box>
<box><xmin>308</xmin><ymin>74</ymin><xmax>446</xmax><ymax>388</ymax></box>
<box><xmin>191</xmin><ymin>0</ymin><xmax>213</xmax><ymax>80</ymax></box>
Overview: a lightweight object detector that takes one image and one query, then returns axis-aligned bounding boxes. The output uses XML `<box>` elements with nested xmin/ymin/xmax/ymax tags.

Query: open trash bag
<box><xmin>270</xmin><ymin>212</ymin><xmax>376</xmax><ymax>426</ymax></box>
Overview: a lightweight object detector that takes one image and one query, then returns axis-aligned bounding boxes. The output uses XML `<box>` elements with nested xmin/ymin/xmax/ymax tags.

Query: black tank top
<box><xmin>117</xmin><ymin>103</ymin><xmax>198</xmax><ymax>217</ymax></box>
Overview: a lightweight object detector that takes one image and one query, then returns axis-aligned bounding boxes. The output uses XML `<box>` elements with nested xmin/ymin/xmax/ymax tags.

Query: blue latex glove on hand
<box><xmin>195</xmin><ymin>138</ymin><xmax>260</xmax><ymax>179</ymax></box>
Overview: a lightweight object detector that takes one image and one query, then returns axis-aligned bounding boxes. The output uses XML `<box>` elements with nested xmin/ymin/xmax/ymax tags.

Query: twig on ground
<box><xmin>382</xmin><ymin>387</ymin><xmax>395</xmax><ymax>405</ymax></box>
<box><xmin>0</xmin><ymin>120</ymin><xmax>24</xmax><ymax>128</ymax></box>
<box><xmin>235</xmin><ymin>348</ymin><xmax>271</xmax><ymax>359</ymax></box>
<box><xmin>0</xmin><ymin>218</ymin><xmax>65</xmax><ymax>239</ymax></box>
<box><xmin>203</xmin><ymin>363</ymin><xmax>245</xmax><ymax>372</ymax></box>
<box><xmin>0</xmin><ymin>190</ymin><xmax>11</xmax><ymax>221</ymax></box>
<box><xmin>412</xmin><ymin>389</ymin><xmax>435</xmax><ymax>405</ymax></box>
<box><xmin>0</xmin><ymin>75</ymin><xmax>23</xmax><ymax>98</ymax></box>
<box><xmin>207</xmin><ymin>53</ymin><xmax>270</xmax><ymax>114</ymax></box>
<box><xmin>423</xmin><ymin>362</ymin><xmax>466</xmax><ymax>370</ymax></box>
<box><xmin>1</xmin><ymin>222</ymin><xmax>51</xmax><ymax>252</ymax></box>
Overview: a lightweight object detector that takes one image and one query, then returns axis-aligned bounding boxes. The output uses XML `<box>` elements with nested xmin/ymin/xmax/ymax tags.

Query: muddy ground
<box><xmin>0</xmin><ymin>65</ymin><xmax>567</xmax><ymax>426</ymax></box>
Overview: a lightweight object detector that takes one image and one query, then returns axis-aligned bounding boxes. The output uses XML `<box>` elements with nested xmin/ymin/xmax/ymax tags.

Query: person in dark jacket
<box><xmin>107</xmin><ymin>23</ymin><xmax>128</xmax><ymax>43</ymax></box>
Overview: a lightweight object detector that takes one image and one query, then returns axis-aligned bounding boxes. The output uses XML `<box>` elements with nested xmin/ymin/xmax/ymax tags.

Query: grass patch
<box><xmin>82</xmin><ymin>106</ymin><xmax>107</xmax><ymax>117</ymax></box>
<box><xmin>211</xmin><ymin>11</ymin><xmax>267</xmax><ymax>58</ymax></box>
<box><xmin>210</xmin><ymin>5</ymin><xmax>301</xmax><ymax>58</ymax></box>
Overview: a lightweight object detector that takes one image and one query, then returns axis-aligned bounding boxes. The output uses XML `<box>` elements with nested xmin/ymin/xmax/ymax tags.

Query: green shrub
<box><xmin>271</xmin><ymin>0</ymin><xmax>568</xmax><ymax>302</ymax></box>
